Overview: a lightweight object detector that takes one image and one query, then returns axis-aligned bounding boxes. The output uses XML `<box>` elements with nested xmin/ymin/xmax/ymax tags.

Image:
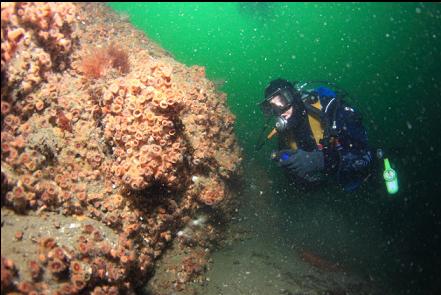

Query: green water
<box><xmin>108</xmin><ymin>3</ymin><xmax>441</xmax><ymax>294</ymax></box>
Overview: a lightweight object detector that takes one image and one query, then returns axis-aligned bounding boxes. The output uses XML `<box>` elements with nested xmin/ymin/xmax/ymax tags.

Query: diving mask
<box><xmin>261</xmin><ymin>88</ymin><xmax>295</xmax><ymax>116</ymax></box>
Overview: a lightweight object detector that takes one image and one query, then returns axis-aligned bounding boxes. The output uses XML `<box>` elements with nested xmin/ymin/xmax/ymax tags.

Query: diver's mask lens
<box><xmin>269</xmin><ymin>94</ymin><xmax>290</xmax><ymax>115</ymax></box>
<box><xmin>261</xmin><ymin>89</ymin><xmax>293</xmax><ymax>117</ymax></box>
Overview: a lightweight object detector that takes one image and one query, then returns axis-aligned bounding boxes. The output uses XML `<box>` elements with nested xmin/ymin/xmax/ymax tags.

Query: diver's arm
<box><xmin>323</xmin><ymin>105</ymin><xmax>372</xmax><ymax>175</ymax></box>
<box><xmin>323</xmin><ymin>144</ymin><xmax>373</xmax><ymax>177</ymax></box>
<box><xmin>338</xmin><ymin>148</ymin><xmax>373</xmax><ymax>173</ymax></box>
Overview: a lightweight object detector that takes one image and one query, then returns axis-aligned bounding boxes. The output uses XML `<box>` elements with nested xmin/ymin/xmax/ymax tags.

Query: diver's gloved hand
<box><xmin>278</xmin><ymin>149</ymin><xmax>324</xmax><ymax>181</ymax></box>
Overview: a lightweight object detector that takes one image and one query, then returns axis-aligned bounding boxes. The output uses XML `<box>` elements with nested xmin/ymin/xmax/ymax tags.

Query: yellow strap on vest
<box><xmin>308</xmin><ymin>101</ymin><xmax>324</xmax><ymax>146</ymax></box>
<box><xmin>288</xmin><ymin>101</ymin><xmax>323</xmax><ymax>150</ymax></box>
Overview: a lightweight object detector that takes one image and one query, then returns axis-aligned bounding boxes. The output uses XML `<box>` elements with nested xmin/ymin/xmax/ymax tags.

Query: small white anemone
<box><xmin>177</xmin><ymin>228</ymin><xmax>193</xmax><ymax>239</ymax></box>
<box><xmin>191</xmin><ymin>215</ymin><xmax>207</xmax><ymax>227</ymax></box>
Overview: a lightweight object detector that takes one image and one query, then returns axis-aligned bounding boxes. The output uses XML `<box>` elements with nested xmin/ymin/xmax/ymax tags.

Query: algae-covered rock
<box><xmin>1</xmin><ymin>3</ymin><xmax>242</xmax><ymax>293</ymax></box>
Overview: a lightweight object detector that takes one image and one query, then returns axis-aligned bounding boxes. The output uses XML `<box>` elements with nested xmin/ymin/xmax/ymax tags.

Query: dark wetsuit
<box><xmin>278</xmin><ymin>87</ymin><xmax>373</xmax><ymax>191</ymax></box>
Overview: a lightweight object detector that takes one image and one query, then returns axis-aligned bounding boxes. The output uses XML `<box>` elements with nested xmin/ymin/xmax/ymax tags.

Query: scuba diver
<box><xmin>258</xmin><ymin>78</ymin><xmax>376</xmax><ymax>192</ymax></box>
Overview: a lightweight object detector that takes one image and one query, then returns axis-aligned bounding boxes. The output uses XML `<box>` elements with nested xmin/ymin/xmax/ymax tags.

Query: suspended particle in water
<box><xmin>406</xmin><ymin>121</ymin><xmax>412</xmax><ymax>130</ymax></box>
<box><xmin>385</xmin><ymin>33</ymin><xmax>390</xmax><ymax>38</ymax></box>
<box><xmin>415</xmin><ymin>7</ymin><xmax>422</xmax><ymax>14</ymax></box>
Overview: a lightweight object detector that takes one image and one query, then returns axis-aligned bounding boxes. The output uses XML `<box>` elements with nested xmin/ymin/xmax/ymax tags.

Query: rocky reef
<box><xmin>1</xmin><ymin>2</ymin><xmax>242</xmax><ymax>294</ymax></box>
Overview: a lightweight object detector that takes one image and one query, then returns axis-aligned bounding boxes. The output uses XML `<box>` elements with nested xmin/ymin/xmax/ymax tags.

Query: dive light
<box><xmin>383</xmin><ymin>158</ymin><xmax>398</xmax><ymax>195</ymax></box>
<box><xmin>271</xmin><ymin>150</ymin><xmax>291</xmax><ymax>162</ymax></box>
